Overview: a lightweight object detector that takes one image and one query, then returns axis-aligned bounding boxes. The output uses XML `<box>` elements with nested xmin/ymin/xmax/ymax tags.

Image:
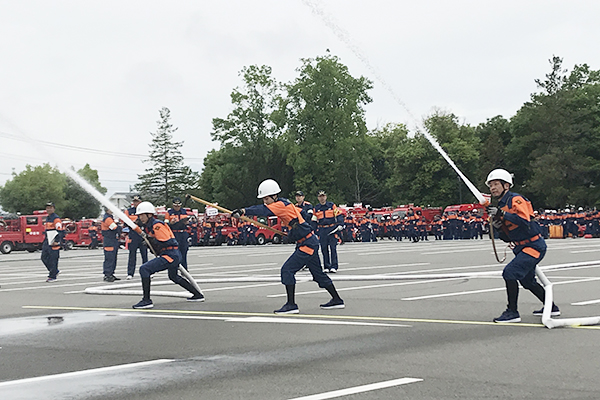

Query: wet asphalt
<box><xmin>1</xmin><ymin>237</ymin><xmax>600</xmax><ymax>399</ymax></box>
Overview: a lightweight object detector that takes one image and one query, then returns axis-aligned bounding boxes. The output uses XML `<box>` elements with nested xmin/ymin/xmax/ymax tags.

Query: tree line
<box><xmin>201</xmin><ymin>55</ymin><xmax>600</xmax><ymax>210</ymax></box>
<box><xmin>2</xmin><ymin>54</ymin><xmax>599</xmax><ymax>217</ymax></box>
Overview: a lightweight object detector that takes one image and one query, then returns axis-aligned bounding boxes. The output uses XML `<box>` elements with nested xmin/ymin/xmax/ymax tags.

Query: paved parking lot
<box><xmin>1</xmin><ymin>238</ymin><xmax>600</xmax><ymax>399</ymax></box>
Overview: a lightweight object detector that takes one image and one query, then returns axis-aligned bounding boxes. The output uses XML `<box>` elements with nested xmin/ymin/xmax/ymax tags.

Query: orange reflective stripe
<box><xmin>507</xmin><ymin>195</ymin><xmax>534</xmax><ymax>221</ymax></box>
<box><xmin>152</xmin><ymin>222</ymin><xmax>175</xmax><ymax>241</ymax></box>
<box><xmin>522</xmin><ymin>247</ymin><xmax>541</xmax><ymax>259</ymax></box>
<box><xmin>266</xmin><ymin>201</ymin><xmax>305</xmax><ymax>226</ymax></box>
<box><xmin>161</xmin><ymin>255</ymin><xmax>174</xmax><ymax>263</ymax></box>
<box><xmin>104</xmin><ymin>246</ymin><xmax>114</xmax><ymax>251</ymax></box>
<box><xmin>315</xmin><ymin>210</ymin><xmax>325</xmax><ymax>219</ymax></box>
<box><xmin>298</xmin><ymin>245</ymin><xmax>314</xmax><ymax>255</ymax></box>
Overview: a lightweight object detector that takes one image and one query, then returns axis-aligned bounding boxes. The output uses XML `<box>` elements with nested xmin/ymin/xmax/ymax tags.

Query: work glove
<box><xmin>487</xmin><ymin>206</ymin><xmax>504</xmax><ymax>219</ymax></box>
<box><xmin>231</xmin><ymin>208</ymin><xmax>245</xmax><ymax>219</ymax></box>
<box><xmin>492</xmin><ymin>219</ymin><xmax>503</xmax><ymax>229</ymax></box>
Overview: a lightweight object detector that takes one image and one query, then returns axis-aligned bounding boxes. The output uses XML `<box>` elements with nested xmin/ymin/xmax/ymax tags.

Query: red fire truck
<box><xmin>254</xmin><ymin>215</ymin><xmax>284</xmax><ymax>245</ymax></box>
<box><xmin>443</xmin><ymin>203</ymin><xmax>487</xmax><ymax>218</ymax></box>
<box><xmin>63</xmin><ymin>219</ymin><xmax>101</xmax><ymax>249</ymax></box>
<box><xmin>0</xmin><ymin>211</ymin><xmax>47</xmax><ymax>254</ymax></box>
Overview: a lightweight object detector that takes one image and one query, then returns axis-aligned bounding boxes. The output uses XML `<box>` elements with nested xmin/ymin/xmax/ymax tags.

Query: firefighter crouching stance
<box><xmin>231</xmin><ymin>179</ymin><xmax>345</xmax><ymax>314</ymax></box>
<box><xmin>486</xmin><ymin>169</ymin><xmax>560</xmax><ymax>323</ymax></box>
<box><xmin>132</xmin><ymin>201</ymin><xmax>204</xmax><ymax>309</ymax></box>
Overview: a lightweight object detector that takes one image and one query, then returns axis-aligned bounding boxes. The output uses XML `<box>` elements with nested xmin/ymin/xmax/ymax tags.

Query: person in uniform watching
<box><xmin>314</xmin><ymin>190</ymin><xmax>344</xmax><ymax>272</ymax></box>
<box><xmin>101</xmin><ymin>207</ymin><xmax>121</xmax><ymax>282</ymax></box>
<box><xmin>166</xmin><ymin>197</ymin><xmax>192</xmax><ymax>269</ymax></box>
<box><xmin>124</xmin><ymin>195</ymin><xmax>148</xmax><ymax>279</ymax></box>
<box><xmin>42</xmin><ymin>202</ymin><xmax>63</xmax><ymax>282</ymax></box>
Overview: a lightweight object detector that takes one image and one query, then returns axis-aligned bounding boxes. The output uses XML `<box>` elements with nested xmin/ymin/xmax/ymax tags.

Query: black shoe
<box><xmin>320</xmin><ymin>298</ymin><xmax>345</xmax><ymax>310</ymax></box>
<box><xmin>132</xmin><ymin>299</ymin><xmax>154</xmax><ymax>309</ymax></box>
<box><xmin>533</xmin><ymin>304</ymin><xmax>560</xmax><ymax>316</ymax></box>
<box><xmin>187</xmin><ymin>294</ymin><xmax>205</xmax><ymax>302</ymax></box>
<box><xmin>103</xmin><ymin>275</ymin><xmax>116</xmax><ymax>282</ymax></box>
<box><xmin>112</xmin><ymin>275</ymin><xmax>121</xmax><ymax>281</ymax></box>
<box><xmin>274</xmin><ymin>303</ymin><xmax>299</xmax><ymax>314</ymax></box>
<box><xmin>493</xmin><ymin>309</ymin><xmax>521</xmax><ymax>323</ymax></box>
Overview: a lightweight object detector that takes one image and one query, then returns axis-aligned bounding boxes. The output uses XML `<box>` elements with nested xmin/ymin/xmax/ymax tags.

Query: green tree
<box><xmin>200</xmin><ymin>65</ymin><xmax>293</xmax><ymax>208</ymax></box>
<box><xmin>0</xmin><ymin>164</ymin><xmax>66</xmax><ymax>214</ymax></box>
<box><xmin>475</xmin><ymin>115</ymin><xmax>512</xmax><ymax>184</ymax></box>
<box><xmin>282</xmin><ymin>54</ymin><xmax>374</xmax><ymax>204</ymax></box>
<box><xmin>506</xmin><ymin>57</ymin><xmax>600</xmax><ymax>208</ymax></box>
<box><xmin>136</xmin><ymin>107</ymin><xmax>200</xmax><ymax>205</ymax></box>
<box><xmin>376</xmin><ymin>112</ymin><xmax>480</xmax><ymax>206</ymax></box>
<box><xmin>62</xmin><ymin>164</ymin><xmax>107</xmax><ymax>219</ymax></box>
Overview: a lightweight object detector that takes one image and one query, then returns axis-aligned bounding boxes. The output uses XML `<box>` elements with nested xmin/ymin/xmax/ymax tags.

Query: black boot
<box><xmin>133</xmin><ymin>277</ymin><xmax>153</xmax><ymax>309</ymax></box>
<box><xmin>274</xmin><ymin>285</ymin><xmax>298</xmax><ymax>314</ymax></box>
<box><xmin>321</xmin><ymin>284</ymin><xmax>345</xmax><ymax>309</ymax></box>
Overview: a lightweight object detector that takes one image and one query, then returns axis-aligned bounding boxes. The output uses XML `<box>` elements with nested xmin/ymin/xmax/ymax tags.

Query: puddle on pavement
<box><xmin>0</xmin><ymin>312</ymin><xmax>122</xmax><ymax>336</ymax></box>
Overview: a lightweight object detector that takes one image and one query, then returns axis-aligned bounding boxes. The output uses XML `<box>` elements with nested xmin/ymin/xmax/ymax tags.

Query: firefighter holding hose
<box><xmin>231</xmin><ymin>179</ymin><xmax>345</xmax><ymax>314</ymax></box>
<box><xmin>486</xmin><ymin>169</ymin><xmax>560</xmax><ymax>323</ymax></box>
<box><xmin>132</xmin><ymin>201</ymin><xmax>204</xmax><ymax>309</ymax></box>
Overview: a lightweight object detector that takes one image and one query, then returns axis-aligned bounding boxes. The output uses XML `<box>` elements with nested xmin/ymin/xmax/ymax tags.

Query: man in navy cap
<box><xmin>166</xmin><ymin>197</ymin><xmax>192</xmax><ymax>270</ymax></box>
<box><xmin>313</xmin><ymin>190</ymin><xmax>344</xmax><ymax>273</ymax></box>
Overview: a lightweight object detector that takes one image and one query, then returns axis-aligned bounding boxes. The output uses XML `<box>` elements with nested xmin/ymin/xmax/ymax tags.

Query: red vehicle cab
<box><xmin>0</xmin><ymin>211</ymin><xmax>47</xmax><ymax>254</ymax></box>
<box><xmin>444</xmin><ymin>203</ymin><xmax>487</xmax><ymax>219</ymax></box>
<box><xmin>254</xmin><ymin>215</ymin><xmax>285</xmax><ymax>245</ymax></box>
<box><xmin>63</xmin><ymin>219</ymin><xmax>101</xmax><ymax>249</ymax></box>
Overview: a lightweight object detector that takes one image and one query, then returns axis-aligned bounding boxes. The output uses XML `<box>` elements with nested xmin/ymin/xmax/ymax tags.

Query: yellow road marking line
<box><xmin>22</xmin><ymin>305</ymin><xmax>600</xmax><ymax>329</ymax></box>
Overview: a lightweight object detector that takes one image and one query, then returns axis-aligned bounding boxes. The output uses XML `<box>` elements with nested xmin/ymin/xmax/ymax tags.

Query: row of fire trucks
<box><xmin>0</xmin><ymin>202</ymin><xmax>486</xmax><ymax>254</ymax></box>
<box><xmin>0</xmin><ymin>211</ymin><xmax>100</xmax><ymax>254</ymax></box>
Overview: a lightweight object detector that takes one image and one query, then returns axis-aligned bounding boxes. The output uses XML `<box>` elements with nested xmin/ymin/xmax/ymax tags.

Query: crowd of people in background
<box><xmin>181</xmin><ymin>206</ymin><xmax>600</xmax><ymax>247</ymax></box>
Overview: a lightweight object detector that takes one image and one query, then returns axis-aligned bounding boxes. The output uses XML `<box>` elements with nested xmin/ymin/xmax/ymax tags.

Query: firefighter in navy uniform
<box><xmin>88</xmin><ymin>222</ymin><xmax>99</xmax><ymax>249</ymax></box>
<box><xmin>124</xmin><ymin>195</ymin><xmax>148</xmax><ymax>279</ymax></box>
<box><xmin>101</xmin><ymin>207</ymin><xmax>121</xmax><ymax>282</ymax></box>
<box><xmin>166</xmin><ymin>198</ymin><xmax>192</xmax><ymax>269</ymax></box>
<box><xmin>486</xmin><ymin>169</ymin><xmax>560</xmax><ymax>323</ymax></box>
<box><xmin>314</xmin><ymin>190</ymin><xmax>344</xmax><ymax>273</ymax></box>
<box><xmin>231</xmin><ymin>179</ymin><xmax>344</xmax><ymax>314</ymax></box>
<box><xmin>294</xmin><ymin>190</ymin><xmax>316</xmax><ymax>231</ymax></box>
<box><xmin>132</xmin><ymin>201</ymin><xmax>204</xmax><ymax>309</ymax></box>
<box><xmin>42</xmin><ymin>202</ymin><xmax>63</xmax><ymax>282</ymax></box>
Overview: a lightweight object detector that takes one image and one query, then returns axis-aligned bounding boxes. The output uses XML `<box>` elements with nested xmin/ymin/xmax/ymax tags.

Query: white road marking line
<box><xmin>288</xmin><ymin>377</ymin><xmax>423</xmax><ymax>400</ymax></box>
<box><xmin>422</xmin><ymin>248</ymin><xmax>496</xmax><ymax>255</ymax></box>
<box><xmin>118</xmin><ymin>313</ymin><xmax>410</xmax><ymax>327</ymax></box>
<box><xmin>0</xmin><ymin>359</ymin><xmax>173</xmax><ymax>388</ymax></box>
<box><xmin>0</xmin><ymin>281</ymin><xmax>110</xmax><ymax>292</ymax></box>
<box><xmin>403</xmin><ymin>276</ymin><xmax>600</xmax><ymax>301</ymax></box>
<box><xmin>571</xmin><ymin>249</ymin><xmax>600</xmax><ymax>253</ymax></box>
<box><xmin>201</xmin><ymin>282</ymin><xmax>281</xmax><ymax>292</ymax></box>
<box><xmin>402</xmin><ymin>287</ymin><xmax>505</xmax><ymax>301</ymax></box>
<box><xmin>268</xmin><ymin>278</ymin><xmax>467</xmax><ymax>298</ymax></box>
<box><xmin>572</xmin><ymin>299</ymin><xmax>600</xmax><ymax>306</ymax></box>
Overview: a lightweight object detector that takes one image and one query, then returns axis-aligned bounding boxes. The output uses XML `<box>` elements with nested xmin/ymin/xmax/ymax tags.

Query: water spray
<box><xmin>301</xmin><ymin>0</ymin><xmax>487</xmax><ymax>205</ymax></box>
<box><xmin>0</xmin><ymin>114</ymin><xmax>203</xmax><ymax>295</ymax></box>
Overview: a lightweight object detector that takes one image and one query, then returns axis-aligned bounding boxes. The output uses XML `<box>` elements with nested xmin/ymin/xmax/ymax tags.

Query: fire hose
<box><xmin>186</xmin><ymin>194</ymin><xmax>286</xmax><ymax>236</ymax></box>
<box><xmin>488</xmin><ymin>216</ymin><xmax>507</xmax><ymax>263</ymax></box>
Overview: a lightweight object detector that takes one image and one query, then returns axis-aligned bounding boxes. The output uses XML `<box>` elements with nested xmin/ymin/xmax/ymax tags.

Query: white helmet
<box><xmin>257</xmin><ymin>179</ymin><xmax>281</xmax><ymax>198</ymax></box>
<box><xmin>485</xmin><ymin>169</ymin><xmax>513</xmax><ymax>187</ymax></box>
<box><xmin>136</xmin><ymin>201</ymin><xmax>156</xmax><ymax>215</ymax></box>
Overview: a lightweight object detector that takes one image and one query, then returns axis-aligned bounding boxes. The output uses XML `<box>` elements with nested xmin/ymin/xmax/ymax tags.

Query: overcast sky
<box><xmin>1</xmin><ymin>0</ymin><xmax>598</xmax><ymax>199</ymax></box>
